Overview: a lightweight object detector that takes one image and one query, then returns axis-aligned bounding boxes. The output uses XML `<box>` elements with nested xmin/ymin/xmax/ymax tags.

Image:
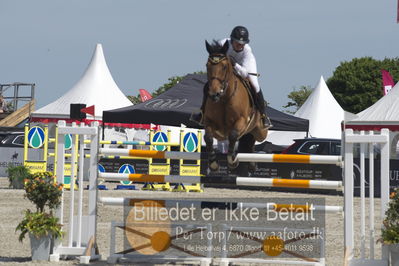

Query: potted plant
<box><xmin>379</xmin><ymin>188</ymin><xmax>399</xmax><ymax>265</ymax></box>
<box><xmin>15</xmin><ymin>171</ymin><xmax>64</xmax><ymax>261</ymax></box>
<box><xmin>7</xmin><ymin>165</ymin><xmax>31</xmax><ymax>189</ymax></box>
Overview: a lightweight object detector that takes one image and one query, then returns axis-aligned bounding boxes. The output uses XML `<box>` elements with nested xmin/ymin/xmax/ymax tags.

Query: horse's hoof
<box><xmin>228</xmin><ymin>160</ymin><xmax>239</xmax><ymax>169</ymax></box>
<box><xmin>248</xmin><ymin>162</ymin><xmax>257</xmax><ymax>173</ymax></box>
<box><xmin>227</xmin><ymin>155</ymin><xmax>239</xmax><ymax>169</ymax></box>
<box><xmin>209</xmin><ymin>161</ymin><xmax>220</xmax><ymax>172</ymax></box>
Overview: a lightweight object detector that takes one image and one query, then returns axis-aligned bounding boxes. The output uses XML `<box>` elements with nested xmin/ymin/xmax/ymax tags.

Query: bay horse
<box><xmin>203</xmin><ymin>40</ymin><xmax>268</xmax><ymax>172</ymax></box>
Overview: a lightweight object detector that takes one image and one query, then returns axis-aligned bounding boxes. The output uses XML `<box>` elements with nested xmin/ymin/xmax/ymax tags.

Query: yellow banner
<box><xmin>64</xmin><ymin>163</ymin><xmax>71</xmax><ymax>176</ymax></box>
<box><xmin>149</xmin><ymin>164</ymin><xmax>170</xmax><ymax>176</ymax></box>
<box><xmin>180</xmin><ymin>164</ymin><xmax>200</xmax><ymax>176</ymax></box>
<box><xmin>24</xmin><ymin>161</ymin><xmax>47</xmax><ymax>174</ymax></box>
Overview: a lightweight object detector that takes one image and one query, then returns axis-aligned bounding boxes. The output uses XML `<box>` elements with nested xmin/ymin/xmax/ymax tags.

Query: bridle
<box><xmin>207</xmin><ymin>54</ymin><xmax>229</xmax><ymax>99</ymax></box>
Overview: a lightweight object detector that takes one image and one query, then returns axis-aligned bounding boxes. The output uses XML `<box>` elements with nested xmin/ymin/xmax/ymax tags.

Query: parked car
<box><xmin>255</xmin><ymin>141</ymin><xmax>286</xmax><ymax>154</ymax></box>
<box><xmin>0</xmin><ymin>132</ymin><xmax>25</xmax><ymax>147</ymax></box>
<box><xmin>281</xmin><ymin>138</ymin><xmax>341</xmax><ymax>155</ymax></box>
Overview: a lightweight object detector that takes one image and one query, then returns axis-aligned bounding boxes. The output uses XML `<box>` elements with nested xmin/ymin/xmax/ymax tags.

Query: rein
<box><xmin>207</xmin><ymin>55</ymin><xmax>231</xmax><ymax>98</ymax></box>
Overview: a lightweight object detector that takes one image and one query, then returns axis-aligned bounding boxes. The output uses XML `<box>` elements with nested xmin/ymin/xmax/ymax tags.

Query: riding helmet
<box><xmin>230</xmin><ymin>26</ymin><xmax>249</xmax><ymax>44</ymax></box>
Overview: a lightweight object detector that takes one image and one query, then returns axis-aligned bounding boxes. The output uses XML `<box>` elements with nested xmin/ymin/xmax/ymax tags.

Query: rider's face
<box><xmin>232</xmin><ymin>41</ymin><xmax>245</xmax><ymax>52</ymax></box>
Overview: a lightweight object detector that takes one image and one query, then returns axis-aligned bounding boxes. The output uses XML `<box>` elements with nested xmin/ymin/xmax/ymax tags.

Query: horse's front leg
<box><xmin>227</xmin><ymin>129</ymin><xmax>239</xmax><ymax>169</ymax></box>
<box><xmin>204</xmin><ymin>127</ymin><xmax>219</xmax><ymax>172</ymax></box>
<box><xmin>238</xmin><ymin>134</ymin><xmax>256</xmax><ymax>173</ymax></box>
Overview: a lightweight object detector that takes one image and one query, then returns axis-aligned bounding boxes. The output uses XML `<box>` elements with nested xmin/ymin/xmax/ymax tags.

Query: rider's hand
<box><xmin>234</xmin><ymin>63</ymin><xmax>248</xmax><ymax>78</ymax></box>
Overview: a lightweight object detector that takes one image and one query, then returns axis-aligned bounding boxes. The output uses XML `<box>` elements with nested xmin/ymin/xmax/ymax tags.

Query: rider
<box><xmin>192</xmin><ymin>26</ymin><xmax>269</xmax><ymax>127</ymax></box>
<box><xmin>0</xmin><ymin>95</ymin><xmax>6</xmax><ymax>113</ymax></box>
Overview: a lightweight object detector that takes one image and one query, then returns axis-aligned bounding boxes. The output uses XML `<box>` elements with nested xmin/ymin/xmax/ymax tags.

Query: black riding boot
<box><xmin>190</xmin><ymin>82</ymin><xmax>209</xmax><ymax>125</ymax></box>
<box><xmin>255</xmin><ymin>90</ymin><xmax>271</xmax><ymax>128</ymax></box>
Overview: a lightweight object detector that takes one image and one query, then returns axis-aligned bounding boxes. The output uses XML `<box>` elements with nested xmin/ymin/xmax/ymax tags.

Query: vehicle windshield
<box><xmin>299</xmin><ymin>141</ymin><xmax>329</xmax><ymax>155</ymax></box>
<box><xmin>0</xmin><ymin>135</ymin><xmax>7</xmax><ymax>143</ymax></box>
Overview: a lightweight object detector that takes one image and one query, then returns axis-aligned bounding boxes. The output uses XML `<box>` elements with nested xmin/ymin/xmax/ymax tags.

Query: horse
<box><xmin>203</xmin><ymin>40</ymin><xmax>268</xmax><ymax>172</ymax></box>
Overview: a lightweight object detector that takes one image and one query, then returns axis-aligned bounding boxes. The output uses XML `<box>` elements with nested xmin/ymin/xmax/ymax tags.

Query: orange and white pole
<box><xmin>236</xmin><ymin>153</ymin><xmax>342</xmax><ymax>166</ymax></box>
<box><xmin>98</xmin><ymin>172</ymin><xmax>343</xmax><ymax>190</ymax></box>
<box><xmin>99</xmin><ymin>148</ymin><xmax>201</xmax><ymax>160</ymax></box>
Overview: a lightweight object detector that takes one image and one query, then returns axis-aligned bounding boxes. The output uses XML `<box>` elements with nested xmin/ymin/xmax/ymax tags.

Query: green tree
<box><xmin>283</xmin><ymin>85</ymin><xmax>312</xmax><ymax>114</ymax></box>
<box><xmin>127</xmin><ymin>95</ymin><xmax>141</xmax><ymax>105</ymax></box>
<box><xmin>327</xmin><ymin>57</ymin><xmax>399</xmax><ymax>114</ymax></box>
<box><xmin>152</xmin><ymin>76</ymin><xmax>185</xmax><ymax>98</ymax></box>
<box><xmin>126</xmin><ymin>75</ymin><xmax>185</xmax><ymax>104</ymax></box>
<box><xmin>127</xmin><ymin>72</ymin><xmax>206</xmax><ymax>104</ymax></box>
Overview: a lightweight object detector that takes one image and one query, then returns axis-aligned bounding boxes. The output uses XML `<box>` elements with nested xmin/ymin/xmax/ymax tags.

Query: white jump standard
<box><xmin>50</xmin><ymin>121</ymin><xmax>391</xmax><ymax>265</ymax></box>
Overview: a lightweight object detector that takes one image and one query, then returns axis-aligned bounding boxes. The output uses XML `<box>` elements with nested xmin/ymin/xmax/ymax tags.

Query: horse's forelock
<box><xmin>208</xmin><ymin>40</ymin><xmax>226</xmax><ymax>55</ymax></box>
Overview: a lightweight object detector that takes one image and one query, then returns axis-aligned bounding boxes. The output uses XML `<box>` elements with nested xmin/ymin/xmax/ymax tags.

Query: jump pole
<box><xmin>98</xmin><ymin>197</ymin><xmax>343</xmax><ymax>213</ymax></box>
<box><xmin>236</xmin><ymin>153</ymin><xmax>342</xmax><ymax>166</ymax></box>
<box><xmin>99</xmin><ymin>148</ymin><xmax>342</xmax><ymax>165</ymax></box>
<box><xmin>99</xmin><ymin>148</ymin><xmax>201</xmax><ymax>160</ymax></box>
<box><xmin>98</xmin><ymin>173</ymin><xmax>343</xmax><ymax>190</ymax></box>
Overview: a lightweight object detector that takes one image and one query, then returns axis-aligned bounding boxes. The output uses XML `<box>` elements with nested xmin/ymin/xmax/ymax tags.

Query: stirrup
<box><xmin>261</xmin><ymin>114</ymin><xmax>272</xmax><ymax>129</ymax></box>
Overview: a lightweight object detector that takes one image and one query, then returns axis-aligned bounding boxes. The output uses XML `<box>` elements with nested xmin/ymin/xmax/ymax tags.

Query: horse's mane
<box><xmin>207</xmin><ymin>40</ymin><xmax>229</xmax><ymax>55</ymax></box>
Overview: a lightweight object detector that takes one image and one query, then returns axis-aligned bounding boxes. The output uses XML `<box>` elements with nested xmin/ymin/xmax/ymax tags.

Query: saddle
<box><xmin>232</xmin><ymin>68</ymin><xmax>271</xmax><ymax>130</ymax></box>
<box><xmin>232</xmin><ymin>69</ymin><xmax>256</xmax><ymax>110</ymax></box>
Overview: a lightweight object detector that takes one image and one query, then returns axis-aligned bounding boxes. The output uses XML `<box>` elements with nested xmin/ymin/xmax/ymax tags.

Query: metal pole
<box><xmin>380</xmin><ymin>129</ymin><xmax>390</xmax><ymax>261</ymax></box>
<box><xmin>368</xmin><ymin>132</ymin><xmax>375</xmax><ymax>259</ymax></box>
<box><xmin>31</xmin><ymin>84</ymin><xmax>35</xmax><ymax>101</ymax></box>
<box><xmin>359</xmin><ymin>131</ymin><xmax>365</xmax><ymax>259</ymax></box>
<box><xmin>13</xmin><ymin>84</ymin><xmax>17</xmax><ymax>111</ymax></box>
<box><xmin>344</xmin><ymin>129</ymin><xmax>354</xmax><ymax>264</ymax></box>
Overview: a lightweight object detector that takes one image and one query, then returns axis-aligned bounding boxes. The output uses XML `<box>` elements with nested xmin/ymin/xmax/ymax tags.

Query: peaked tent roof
<box><xmin>345</xmin><ymin>81</ymin><xmax>399</xmax><ymax>131</ymax></box>
<box><xmin>266</xmin><ymin>76</ymin><xmax>348</xmax><ymax>145</ymax></box>
<box><xmin>103</xmin><ymin>73</ymin><xmax>309</xmax><ymax>131</ymax></box>
<box><xmin>32</xmin><ymin>44</ymin><xmax>132</xmax><ymax>120</ymax></box>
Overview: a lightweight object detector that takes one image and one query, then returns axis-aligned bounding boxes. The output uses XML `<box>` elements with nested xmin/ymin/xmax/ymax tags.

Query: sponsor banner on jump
<box><xmin>120</xmin><ymin>197</ymin><xmax>326</xmax><ymax>262</ymax></box>
<box><xmin>99</xmin><ymin>158</ymin><xmax>180</xmax><ymax>176</ymax></box>
<box><xmin>200</xmin><ymin>159</ymin><xmax>342</xmax><ymax>180</ymax></box>
<box><xmin>0</xmin><ymin>147</ymin><xmax>39</xmax><ymax>176</ymax></box>
<box><xmin>352</xmin><ymin>158</ymin><xmax>399</xmax><ymax>196</ymax></box>
<box><xmin>99</xmin><ymin>158</ymin><xmax>340</xmax><ymax>181</ymax></box>
<box><xmin>89</xmin><ymin>156</ymin><xmax>398</xmax><ymax>193</ymax></box>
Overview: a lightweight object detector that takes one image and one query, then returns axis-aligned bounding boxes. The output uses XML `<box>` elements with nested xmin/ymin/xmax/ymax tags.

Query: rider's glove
<box><xmin>234</xmin><ymin>63</ymin><xmax>248</xmax><ymax>78</ymax></box>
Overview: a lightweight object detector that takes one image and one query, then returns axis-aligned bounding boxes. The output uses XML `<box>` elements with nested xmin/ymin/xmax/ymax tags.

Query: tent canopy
<box><xmin>32</xmin><ymin>44</ymin><xmax>132</xmax><ymax>121</ymax></box>
<box><xmin>346</xmin><ymin>81</ymin><xmax>399</xmax><ymax>131</ymax></box>
<box><xmin>266</xmin><ymin>76</ymin><xmax>349</xmax><ymax>145</ymax></box>
<box><xmin>103</xmin><ymin>74</ymin><xmax>309</xmax><ymax>132</ymax></box>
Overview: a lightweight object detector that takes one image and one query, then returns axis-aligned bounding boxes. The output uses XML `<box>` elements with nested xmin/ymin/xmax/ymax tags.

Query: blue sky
<box><xmin>0</xmin><ymin>0</ymin><xmax>398</xmax><ymax>111</ymax></box>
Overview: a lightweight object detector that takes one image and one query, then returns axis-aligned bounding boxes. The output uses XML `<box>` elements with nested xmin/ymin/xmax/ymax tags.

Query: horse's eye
<box><xmin>223</xmin><ymin>65</ymin><xmax>227</xmax><ymax>70</ymax></box>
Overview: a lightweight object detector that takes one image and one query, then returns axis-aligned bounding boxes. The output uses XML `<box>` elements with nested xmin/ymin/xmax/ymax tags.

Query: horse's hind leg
<box><xmin>238</xmin><ymin>134</ymin><xmax>256</xmax><ymax>172</ymax></box>
<box><xmin>204</xmin><ymin>128</ymin><xmax>219</xmax><ymax>172</ymax></box>
<box><xmin>227</xmin><ymin>129</ymin><xmax>239</xmax><ymax>169</ymax></box>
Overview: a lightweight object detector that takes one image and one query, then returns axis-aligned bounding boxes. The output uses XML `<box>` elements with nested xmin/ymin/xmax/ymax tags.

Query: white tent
<box><xmin>345</xmin><ymin>82</ymin><xmax>399</xmax><ymax>157</ymax></box>
<box><xmin>32</xmin><ymin>44</ymin><xmax>132</xmax><ymax>121</ymax></box>
<box><xmin>266</xmin><ymin>76</ymin><xmax>348</xmax><ymax>146</ymax></box>
<box><xmin>346</xmin><ymin>81</ymin><xmax>399</xmax><ymax>130</ymax></box>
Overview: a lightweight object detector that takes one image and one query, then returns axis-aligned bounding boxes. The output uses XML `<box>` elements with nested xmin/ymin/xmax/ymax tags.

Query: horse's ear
<box><xmin>205</xmin><ymin>40</ymin><xmax>212</xmax><ymax>54</ymax></box>
<box><xmin>221</xmin><ymin>40</ymin><xmax>229</xmax><ymax>54</ymax></box>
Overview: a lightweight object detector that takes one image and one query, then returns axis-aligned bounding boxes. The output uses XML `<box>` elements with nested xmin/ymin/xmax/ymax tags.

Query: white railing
<box><xmin>49</xmin><ymin>121</ymin><xmax>391</xmax><ymax>265</ymax></box>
